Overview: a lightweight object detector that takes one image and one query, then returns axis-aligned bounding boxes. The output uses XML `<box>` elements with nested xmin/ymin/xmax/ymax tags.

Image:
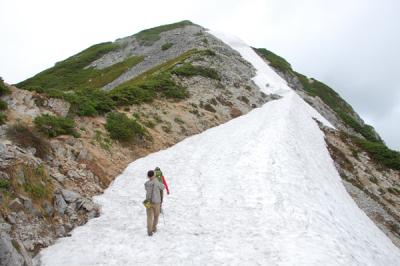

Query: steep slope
<box><xmin>34</xmin><ymin>32</ymin><xmax>400</xmax><ymax>266</ymax></box>
<box><xmin>0</xmin><ymin>22</ymin><xmax>271</xmax><ymax>265</ymax></box>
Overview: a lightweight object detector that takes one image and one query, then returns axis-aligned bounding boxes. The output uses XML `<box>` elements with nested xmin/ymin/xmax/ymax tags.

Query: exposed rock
<box><xmin>0</xmin><ymin>217</ymin><xmax>12</xmax><ymax>234</ymax></box>
<box><xmin>77</xmin><ymin>148</ymin><xmax>92</xmax><ymax>161</ymax></box>
<box><xmin>54</xmin><ymin>194</ymin><xmax>67</xmax><ymax>215</ymax></box>
<box><xmin>20</xmin><ymin>196</ymin><xmax>34</xmax><ymax>214</ymax></box>
<box><xmin>55</xmin><ymin>225</ymin><xmax>66</xmax><ymax>237</ymax></box>
<box><xmin>0</xmin><ymin>233</ymin><xmax>24</xmax><ymax>266</ymax></box>
<box><xmin>50</xmin><ymin>171</ymin><xmax>65</xmax><ymax>183</ymax></box>
<box><xmin>46</xmin><ymin>98</ymin><xmax>70</xmax><ymax>117</ymax></box>
<box><xmin>42</xmin><ymin>201</ymin><xmax>54</xmax><ymax>217</ymax></box>
<box><xmin>61</xmin><ymin>189</ymin><xmax>81</xmax><ymax>203</ymax></box>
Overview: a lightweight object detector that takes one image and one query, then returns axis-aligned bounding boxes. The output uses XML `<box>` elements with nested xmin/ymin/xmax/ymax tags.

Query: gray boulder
<box><xmin>0</xmin><ymin>233</ymin><xmax>24</xmax><ymax>266</ymax></box>
<box><xmin>54</xmin><ymin>194</ymin><xmax>67</xmax><ymax>215</ymax></box>
<box><xmin>61</xmin><ymin>189</ymin><xmax>81</xmax><ymax>203</ymax></box>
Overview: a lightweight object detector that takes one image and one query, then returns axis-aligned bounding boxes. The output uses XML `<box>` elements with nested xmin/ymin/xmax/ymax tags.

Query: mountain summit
<box><xmin>1</xmin><ymin>21</ymin><xmax>399</xmax><ymax>265</ymax></box>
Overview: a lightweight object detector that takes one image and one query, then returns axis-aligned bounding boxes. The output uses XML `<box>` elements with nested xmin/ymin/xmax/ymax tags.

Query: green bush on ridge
<box><xmin>34</xmin><ymin>114</ymin><xmax>78</xmax><ymax>138</ymax></box>
<box><xmin>105</xmin><ymin>112</ymin><xmax>147</xmax><ymax>143</ymax></box>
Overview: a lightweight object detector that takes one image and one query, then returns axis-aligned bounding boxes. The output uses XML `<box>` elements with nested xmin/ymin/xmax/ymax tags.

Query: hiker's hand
<box><xmin>167</xmin><ymin>191</ymin><xmax>170</xmax><ymax>195</ymax></box>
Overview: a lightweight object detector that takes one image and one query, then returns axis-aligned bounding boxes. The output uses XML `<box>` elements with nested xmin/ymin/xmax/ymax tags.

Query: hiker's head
<box><xmin>147</xmin><ymin>170</ymin><xmax>155</xmax><ymax>179</ymax></box>
<box><xmin>155</xmin><ymin>167</ymin><xmax>160</xmax><ymax>171</ymax></box>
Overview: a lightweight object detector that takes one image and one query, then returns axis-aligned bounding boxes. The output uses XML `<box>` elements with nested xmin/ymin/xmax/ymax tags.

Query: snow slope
<box><xmin>35</xmin><ymin>32</ymin><xmax>400</xmax><ymax>266</ymax></box>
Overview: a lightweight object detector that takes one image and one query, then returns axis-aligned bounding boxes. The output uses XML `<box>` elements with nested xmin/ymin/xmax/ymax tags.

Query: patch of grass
<box><xmin>238</xmin><ymin>95</ymin><xmax>250</xmax><ymax>104</ymax></box>
<box><xmin>94</xmin><ymin>130</ymin><xmax>112</xmax><ymax>152</ymax></box>
<box><xmin>172</xmin><ymin>63</ymin><xmax>220</xmax><ymax>80</ymax></box>
<box><xmin>202</xmin><ymin>38</ymin><xmax>208</xmax><ymax>45</ymax></box>
<box><xmin>6</xmin><ymin>123</ymin><xmax>50</xmax><ymax>159</ymax></box>
<box><xmin>174</xmin><ymin>117</ymin><xmax>184</xmax><ymax>124</ymax></box>
<box><xmin>161</xmin><ymin>43</ymin><xmax>174</xmax><ymax>51</ymax></box>
<box><xmin>22</xmin><ymin>164</ymin><xmax>52</xmax><ymax>200</ymax></box>
<box><xmin>134</xmin><ymin>20</ymin><xmax>194</xmax><ymax>45</ymax></box>
<box><xmin>0</xmin><ymin>179</ymin><xmax>10</xmax><ymax>189</ymax></box>
<box><xmin>110</xmin><ymin>50</ymin><xmax>199</xmax><ymax>105</ymax></box>
<box><xmin>0</xmin><ymin>112</ymin><xmax>7</xmax><ymax>125</ymax></box>
<box><xmin>388</xmin><ymin>187</ymin><xmax>400</xmax><ymax>196</ymax></box>
<box><xmin>17</xmin><ymin>42</ymin><xmax>120</xmax><ymax>91</ymax></box>
<box><xmin>0</xmin><ymin>77</ymin><xmax>10</xmax><ymax>96</ymax></box>
<box><xmin>253</xmin><ymin>48</ymin><xmax>292</xmax><ymax>74</ymax></box>
<box><xmin>34</xmin><ymin>114</ymin><xmax>78</xmax><ymax>138</ymax></box>
<box><xmin>354</xmin><ymin>137</ymin><xmax>400</xmax><ymax>170</ymax></box>
<box><xmin>105</xmin><ymin>112</ymin><xmax>147</xmax><ymax>143</ymax></box>
<box><xmin>0</xmin><ymin>100</ymin><xmax>7</xmax><ymax>110</ymax></box>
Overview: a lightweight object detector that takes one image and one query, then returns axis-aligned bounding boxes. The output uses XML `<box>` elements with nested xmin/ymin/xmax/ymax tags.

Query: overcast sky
<box><xmin>0</xmin><ymin>0</ymin><xmax>399</xmax><ymax>149</ymax></box>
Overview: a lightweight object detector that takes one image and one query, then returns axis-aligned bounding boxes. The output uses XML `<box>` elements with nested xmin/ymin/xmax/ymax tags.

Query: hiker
<box><xmin>144</xmin><ymin>170</ymin><xmax>165</xmax><ymax>236</ymax></box>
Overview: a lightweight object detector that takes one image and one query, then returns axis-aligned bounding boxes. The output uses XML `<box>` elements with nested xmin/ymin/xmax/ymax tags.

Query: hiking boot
<box><xmin>148</xmin><ymin>232</ymin><xmax>153</xmax><ymax>237</ymax></box>
<box><xmin>152</xmin><ymin>228</ymin><xmax>157</xmax><ymax>233</ymax></box>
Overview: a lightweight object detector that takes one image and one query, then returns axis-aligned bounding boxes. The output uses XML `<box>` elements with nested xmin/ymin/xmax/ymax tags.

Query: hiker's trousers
<box><xmin>146</xmin><ymin>203</ymin><xmax>161</xmax><ymax>234</ymax></box>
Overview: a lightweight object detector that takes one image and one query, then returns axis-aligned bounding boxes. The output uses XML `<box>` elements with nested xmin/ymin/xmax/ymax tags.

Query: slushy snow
<box><xmin>35</xmin><ymin>31</ymin><xmax>400</xmax><ymax>266</ymax></box>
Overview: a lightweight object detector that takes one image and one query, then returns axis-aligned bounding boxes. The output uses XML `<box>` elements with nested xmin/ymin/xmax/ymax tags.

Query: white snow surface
<box><xmin>35</xmin><ymin>32</ymin><xmax>400</xmax><ymax>266</ymax></box>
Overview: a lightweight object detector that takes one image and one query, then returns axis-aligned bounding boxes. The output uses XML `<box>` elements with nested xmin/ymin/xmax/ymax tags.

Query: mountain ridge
<box><xmin>0</xmin><ymin>21</ymin><xmax>399</xmax><ymax>265</ymax></box>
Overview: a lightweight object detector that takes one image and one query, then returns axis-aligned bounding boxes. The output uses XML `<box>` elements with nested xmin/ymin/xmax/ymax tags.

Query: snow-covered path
<box><xmin>35</xmin><ymin>33</ymin><xmax>400</xmax><ymax>266</ymax></box>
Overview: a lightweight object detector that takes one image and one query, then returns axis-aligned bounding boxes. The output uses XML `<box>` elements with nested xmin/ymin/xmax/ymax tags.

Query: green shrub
<box><xmin>254</xmin><ymin>48</ymin><xmax>292</xmax><ymax>74</ymax></box>
<box><xmin>338</xmin><ymin>112</ymin><xmax>381</xmax><ymax>143</ymax></box>
<box><xmin>6</xmin><ymin>123</ymin><xmax>50</xmax><ymax>159</ymax></box>
<box><xmin>105</xmin><ymin>112</ymin><xmax>147</xmax><ymax>142</ymax></box>
<box><xmin>134</xmin><ymin>20</ymin><xmax>194</xmax><ymax>45</ymax></box>
<box><xmin>172</xmin><ymin>63</ymin><xmax>220</xmax><ymax>80</ymax></box>
<box><xmin>65</xmin><ymin>88</ymin><xmax>115</xmax><ymax>116</ymax></box>
<box><xmin>0</xmin><ymin>99</ymin><xmax>7</xmax><ymax>110</ymax></box>
<box><xmin>161</xmin><ymin>43</ymin><xmax>174</xmax><ymax>51</ymax></box>
<box><xmin>0</xmin><ymin>112</ymin><xmax>6</xmax><ymax>125</ymax></box>
<box><xmin>109</xmin><ymin>85</ymin><xmax>155</xmax><ymax>105</ymax></box>
<box><xmin>0</xmin><ymin>179</ymin><xmax>10</xmax><ymax>189</ymax></box>
<box><xmin>0</xmin><ymin>77</ymin><xmax>10</xmax><ymax>96</ymax></box>
<box><xmin>354</xmin><ymin>138</ymin><xmax>400</xmax><ymax>170</ymax></box>
<box><xmin>201</xmin><ymin>49</ymin><xmax>216</xmax><ymax>56</ymax></box>
<box><xmin>34</xmin><ymin>114</ymin><xmax>78</xmax><ymax>137</ymax></box>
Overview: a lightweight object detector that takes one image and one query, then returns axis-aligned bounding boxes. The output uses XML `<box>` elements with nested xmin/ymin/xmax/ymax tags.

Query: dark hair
<box><xmin>147</xmin><ymin>170</ymin><xmax>154</xmax><ymax>177</ymax></box>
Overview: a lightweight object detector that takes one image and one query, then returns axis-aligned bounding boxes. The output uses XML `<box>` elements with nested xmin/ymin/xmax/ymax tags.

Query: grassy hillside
<box><xmin>254</xmin><ymin>47</ymin><xmax>399</xmax><ymax>169</ymax></box>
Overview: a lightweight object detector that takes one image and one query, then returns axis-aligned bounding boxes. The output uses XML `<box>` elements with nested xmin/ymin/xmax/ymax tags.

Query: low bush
<box><xmin>0</xmin><ymin>179</ymin><xmax>10</xmax><ymax>189</ymax></box>
<box><xmin>105</xmin><ymin>112</ymin><xmax>147</xmax><ymax>142</ymax></box>
<box><xmin>253</xmin><ymin>48</ymin><xmax>292</xmax><ymax>74</ymax></box>
<box><xmin>65</xmin><ymin>88</ymin><xmax>115</xmax><ymax>116</ymax></box>
<box><xmin>34</xmin><ymin>114</ymin><xmax>78</xmax><ymax>138</ymax></box>
<box><xmin>161</xmin><ymin>43</ymin><xmax>173</xmax><ymax>51</ymax></box>
<box><xmin>172</xmin><ymin>63</ymin><xmax>220</xmax><ymax>80</ymax></box>
<box><xmin>354</xmin><ymin>138</ymin><xmax>400</xmax><ymax>170</ymax></box>
<box><xmin>6</xmin><ymin>123</ymin><xmax>50</xmax><ymax>159</ymax></box>
<box><xmin>0</xmin><ymin>112</ymin><xmax>6</xmax><ymax>125</ymax></box>
<box><xmin>0</xmin><ymin>100</ymin><xmax>7</xmax><ymax>110</ymax></box>
<box><xmin>0</xmin><ymin>77</ymin><xmax>10</xmax><ymax>96</ymax></box>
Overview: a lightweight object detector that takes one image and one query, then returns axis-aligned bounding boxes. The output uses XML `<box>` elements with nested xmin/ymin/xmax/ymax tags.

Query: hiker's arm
<box><xmin>144</xmin><ymin>183</ymin><xmax>152</xmax><ymax>200</ymax></box>
<box><xmin>161</xmin><ymin>176</ymin><xmax>170</xmax><ymax>194</ymax></box>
